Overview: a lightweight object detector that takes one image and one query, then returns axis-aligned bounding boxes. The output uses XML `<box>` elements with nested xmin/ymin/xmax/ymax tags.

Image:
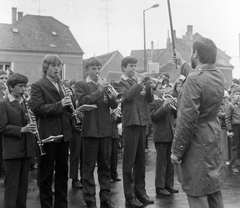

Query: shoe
<box><xmin>166</xmin><ymin>187</ymin><xmax>179</xmax><ymax>193</ymax></box>
<box><xmin>72</xmin><ymin>179</ymin><xmax>83</xmax><ymax>189</ymax></box>
<box><xmin>30</xmin><ymin>164</ymin><xmax>38</xmax><ymax>170</ymax></box>
<box><xmin>85</xmin><ymin>203</ymin><xmax>97</xmax><ymax>208</ymax></box>
<box><xmin>111</xmin><ymin>177</ymin><xmax>121</xmax><ymax>182</ymax></box>
<box><xmin>232</xmin><ymin>167</ymin><xmax>239</xmax><ymax>173</ymax></box>
<box><xmin>136</xmin><ymin>194</ymin><xmax>154</xmax><ymax>204</ymax></box>
<box><xmin>100</xmin><ymin>200</ymin><xmax>119</xmax><ymax>208</ymax></box>
<box><xmin>125</xmin><ymin>197</ymin><xmax>143</xmax><ymax>208</ymax></box>
<box><xmin>156</xmin><ymin>188</ymin><xmax>170</xmax><ymax>196</ymax></box>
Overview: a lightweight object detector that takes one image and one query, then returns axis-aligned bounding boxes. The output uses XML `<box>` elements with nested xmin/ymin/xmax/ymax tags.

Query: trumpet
<box><xmin>162</xmin><ymin>93</ymin><xmax>177</xmax><ymax>110</ymax></box>
<box><xmin>22</xmin><ymin>94</ymin><xmax>46</xmax><ymax>156</ymax></box>
<box><xmin>96</xmin><ymin>74</ymin><xmax>124</xmax><ymax>103</ymax></box>
<box><xmin>134</xmin><ymin>72</ymin><xmax>169</xmax><ymax>89</ymax></box>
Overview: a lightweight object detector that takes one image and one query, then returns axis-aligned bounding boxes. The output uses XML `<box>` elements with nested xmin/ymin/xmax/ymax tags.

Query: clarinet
<box><xmin>22</xmin><ymin>94</ymin><xmax>46</xmax><ymax>156</ymax></box>
<box><xmin>56</xmin><ymin>76</ymin><xmax>82</xmax><ymax>131</ymax></box>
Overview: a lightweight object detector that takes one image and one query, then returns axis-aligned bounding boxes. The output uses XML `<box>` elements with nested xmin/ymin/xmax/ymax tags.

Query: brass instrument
<box><xmin>22</xmin><ymin>94</ymin><xmax>46</xmax><ymax>156</ymax></box>
<box><xmin>96</xmin><ymin>74</ymin><xmax>124</xmax><ymax>103</ymax></box>
<box><xmin>134</xmin><ymin>72</ymin><xmax>169</xmax><ymax>89</ymax></box>
<box><xmin>56</xmin><ymin>76</ymin><xmax>82</xmax><ymax>132</ymax></box>
<box><xmin>162</xmin><ymin>93</ymin><xmax>177</xmax><ymax>110</ymax></box>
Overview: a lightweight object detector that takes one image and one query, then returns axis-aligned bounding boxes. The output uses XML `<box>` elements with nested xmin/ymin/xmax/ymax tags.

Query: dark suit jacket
<box><xmin>114</xmin><ymin>79</ymin><xmax>153</xmax><ymax>128</ymax></box>
<box><xmin>149</xmin><ymin>99</ymin><xmax>176</xmax><ymax>142</ymax></box>
<box><xmin>30</xmin><ymin>76</ymin><xmax>72</xmax><ymax>142</ymax></box>
<box><xmin>75</xmin><ymin>80</ymin><xmax>118</xmax><ymax>138</ymax></box>
<box><xmin>0</xmin><ymin>97</ymin><xmax>35</xmax><ymax>159</ymax></box>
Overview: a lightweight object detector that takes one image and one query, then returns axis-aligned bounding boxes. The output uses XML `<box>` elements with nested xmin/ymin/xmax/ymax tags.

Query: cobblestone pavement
<box><xmin>0</xmin><ymin>137</ymin><xmax>240</xmax><ymax>208</ymax></box>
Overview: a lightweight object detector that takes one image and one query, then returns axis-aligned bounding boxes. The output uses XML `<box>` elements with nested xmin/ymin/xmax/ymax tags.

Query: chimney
<box><xmin>12</xmin><ymin>7</ymin><xmax>17</xmax><ymax>24</ymax></box>
<box><xmin>18</xmin><ymin>12</ymin><xmax>23</xmax><ymax>20</ymax></box>
<box><xmin>187</xmin><ymin>25</ymin><xmax>193</xmax><ymax>40</ymax></box>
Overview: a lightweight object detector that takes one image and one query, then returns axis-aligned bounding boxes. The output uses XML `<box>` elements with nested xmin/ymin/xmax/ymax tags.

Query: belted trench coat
<box><xmin>171</xmin><ymin>63</ymin><xmax>226</xmax><ymax>196</ymax></box>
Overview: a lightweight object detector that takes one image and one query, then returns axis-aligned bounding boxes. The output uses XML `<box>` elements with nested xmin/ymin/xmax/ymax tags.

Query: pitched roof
<box><xmin>83</xmin><ymin>50</ymin><xmax>123</xmax><ymax>68</ymax></box>
<box><xmin>0</xmin><ymin>15</ymin><xmax>83</xmax><ymax>54</ymax></box>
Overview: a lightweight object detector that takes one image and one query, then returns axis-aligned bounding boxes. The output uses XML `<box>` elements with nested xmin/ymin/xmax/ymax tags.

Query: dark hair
<box><xmin>84</xmin><ymin>57</ymin><xmax>102</xmax><ymax>70</ymax></box>
<box><xmin>7</xmin><ymin>73</ymin><xmax>28</xmax><ymax>90</ymax></box>
<box><xmin>161</xmin><ymin>72</ymin><xmax>170</xmax><ymax>79</ymax></box>
<box><xmin>232</xmin><ymin>78</ymin><xmax>240</xmax><ymax>85</ymax></box>
<box><xmin>0</xmin><ymin>70</ymin><xmax>8</xmax><ymax>76</ymax></box>
<box><xmin>42</xmin><ymin>55</ymin><xmax>62</xmax><ymax>75</ymax></box>
<box><xmin>121</xmin><ymin>56</ymin><xmax>137</xmax><ymax>71</ymax></box>
<box><xmin>193</xmin><ymin>37</ymin><xmax>217</xmax><ymax>64</ymax></box>
<box><xmin>172</xmin><ymin>80</ymin><xmax>183</xmax><ymax>98</ymax></box>
<box><xmin>69</xmin><ymin>79</ymin><xmax>76</xmax><ymax>86</ymax></box>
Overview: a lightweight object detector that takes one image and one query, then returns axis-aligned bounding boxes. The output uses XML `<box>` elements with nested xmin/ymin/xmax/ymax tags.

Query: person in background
<box><xmin>0</xmin><ymin>70</ymin><xmax>8</xmax><ymax>178</ymax></box>
<box><xmin>114</xmin><ymin>56</ymin><xmax>154</xmax><ymax>208</ymax></box>
<box><xmin>149</xmin><ymin>81</ymin><xmax>178</xmax><ymax>197</ymax></box>
<box><xmin>110</xmin><ymin>108</ymin><xmax>122</xmax><ymax>183</ymax></box>
<box><xmin>232</xmin><ymin>78</ymin><xmax>240</xmax><ymax>86</ymax></box>
<box><xmin>65</xmin><ymin>80</ymin><xmax>83</xmax><ymax>189</ymax></box>
<box><xmin>75</xmin><ymin>57</ymin><xmax>119</xmax><ymax>208</ymax></box>
<box><xmin>31</xmin><ymin>55</ymin><xmax>72</xmax><ymax>208</ymax></box>
<box><xmin>0</xmin><ymin>73</ymin><xmax>35</xmax><ymax>208</ymax></box>
<box><xmin>225</xmin><ymin>85</ymin><xmax>240</xmax><ymax>173</ymax></box>
<box><xmin>172</xmin><ymin>80</ymin><xmax>183</xmax><ymax>99</ymax></box>
<box><xmin>171</xmin><ymin>37</ymin><xmax>226</xmax><ymax>208</ymax></box>
<box><xmin>218</xmin><ymin>90</ymin><xmax>230</xmax><ymax>165</ymax></box>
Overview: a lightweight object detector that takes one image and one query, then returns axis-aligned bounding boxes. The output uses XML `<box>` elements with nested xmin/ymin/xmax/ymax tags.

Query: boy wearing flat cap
<box><xmin>0</xmin><ymin>73</ymin><xmax>36</xmax><ymax>208</ymax></box>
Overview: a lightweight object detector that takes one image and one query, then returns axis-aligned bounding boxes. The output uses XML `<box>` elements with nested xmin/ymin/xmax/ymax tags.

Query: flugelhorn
<box><xmin>134</xmin><ymin>72</ymin><xmax>169</xmax><ymax>89</ymax></box>
<box><xmin>96</xmin><ymin>74</ymin><xmax>124</xmax><ymax>103</ymax></box>
<box><xmin>162</xmin><ymin>93</ymin><xmax>177</xmax><ymax>110</ymax></box>
<box><xmin>22</xmin><ymin>94</ymin><xmax>46</xmax><ymax>156</ymax></box>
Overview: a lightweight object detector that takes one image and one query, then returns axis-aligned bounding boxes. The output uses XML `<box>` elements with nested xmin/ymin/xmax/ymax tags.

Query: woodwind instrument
<box><xmin>22</xmin><ymin>94</ymin><xmax>46</xmax><ymax>156</ymax></box>
<box><xmin>56</xmin><ymin>76</ymin><xmax>82</xmax><ymax>131</ymax></box>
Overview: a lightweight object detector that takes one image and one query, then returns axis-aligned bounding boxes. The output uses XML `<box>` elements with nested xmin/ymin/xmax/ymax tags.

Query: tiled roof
<box><xmin>83</xmin><ymin>50</ymin><xmax>123</xmax><ymax>67</ymax></box>
<box><xmin>0</xmin><ymin>15</ymin><xmax>83</xmax><ymax>54</ymax></box>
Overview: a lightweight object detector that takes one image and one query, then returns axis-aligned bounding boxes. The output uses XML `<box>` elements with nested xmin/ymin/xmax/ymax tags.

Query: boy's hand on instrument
<box><xmin>21</xmin><ymin>123</ymin><xmax>37</xmax><ymax>134</ymax></box>
<box><xmin>61</xmin><ymin>96</ymin><xmax>72</xmax><ymax>107</ymax></box>
<box><xmin>227</xmin><ymin>131</ymin><xmax>234</xmax><ymax>137</ymax></box>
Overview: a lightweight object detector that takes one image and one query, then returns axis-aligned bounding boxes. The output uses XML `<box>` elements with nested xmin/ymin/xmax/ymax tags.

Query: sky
<box><xmin>1</xmin><ymin>0</ymin><xmax>240</xmax><ymax>77</ymax></box>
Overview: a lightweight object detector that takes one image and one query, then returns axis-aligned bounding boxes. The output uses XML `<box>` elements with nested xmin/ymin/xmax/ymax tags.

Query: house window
<box><xmin>0</xmin><ymin>63</ymin><xmax>11</xmax><ymax>72</ymax></box>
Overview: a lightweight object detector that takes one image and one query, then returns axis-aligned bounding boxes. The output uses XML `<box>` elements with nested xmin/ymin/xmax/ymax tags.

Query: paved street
<box><xmin>1</xmin><ymin>137</ymin><xmax>240</xmax><ymax>208</ymax></box>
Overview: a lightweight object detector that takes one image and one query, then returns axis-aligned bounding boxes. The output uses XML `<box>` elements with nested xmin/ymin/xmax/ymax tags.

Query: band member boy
<box><xmin>0</xmin><ymin>73</ymin><xmax>35</xmax><ymax>208</ymax></box>
<box><xmin>114</xmin><ymin>56</ymin><xmax>154</xmax><ymax>207</ymax></box>
<box><xmin>75</xmin><ymin>57</ymin><xmax>118</xmax><ymax>208</ymax></box>
<box><xmin>31</xmin><ymin>55</ymin><xmax>72</xmax><ymax>208</ymax></box>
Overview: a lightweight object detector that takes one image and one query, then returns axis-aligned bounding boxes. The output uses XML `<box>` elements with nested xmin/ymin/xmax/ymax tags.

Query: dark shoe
<box><xmin>156</xmin><ymin>188</ymin><xmax>170</xmax><ymax>196</ymax></box>
<box><xmin>125</xmin><ymin>197</ymin><xmax>143</xmax><ymax>208</ymax></box>
<box><xmin>100</xmin><ymin>200</ymin><xmax>119</xmax><ymax>208</ymax></box>
<box><xmin>136</xmin><ymin>194</ymin><xmax>154</xmax><ymax>205</ymax></box>
<box><xmin>72</xmin><ymin>179</ymin><xmax>83</xmax><ymax>189</ymax></box>
<box><xmin>30</xmin><ymin>164</ymin><xmax>38</xmax><ymax>170</ymax></box>
<box><xmin>166</xmin><ymin>187</ymin><xmax>179</xmax><ymax>193</ymax></box>
<box><xmin>111</xmin><ymin>177</ymin><xmax>121</xmax><ymax>183</ymax></box>
<box><xmin>85</xmin><ymin>203</ymin><xmax>97</xmax><ymax>208</ymax></box>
